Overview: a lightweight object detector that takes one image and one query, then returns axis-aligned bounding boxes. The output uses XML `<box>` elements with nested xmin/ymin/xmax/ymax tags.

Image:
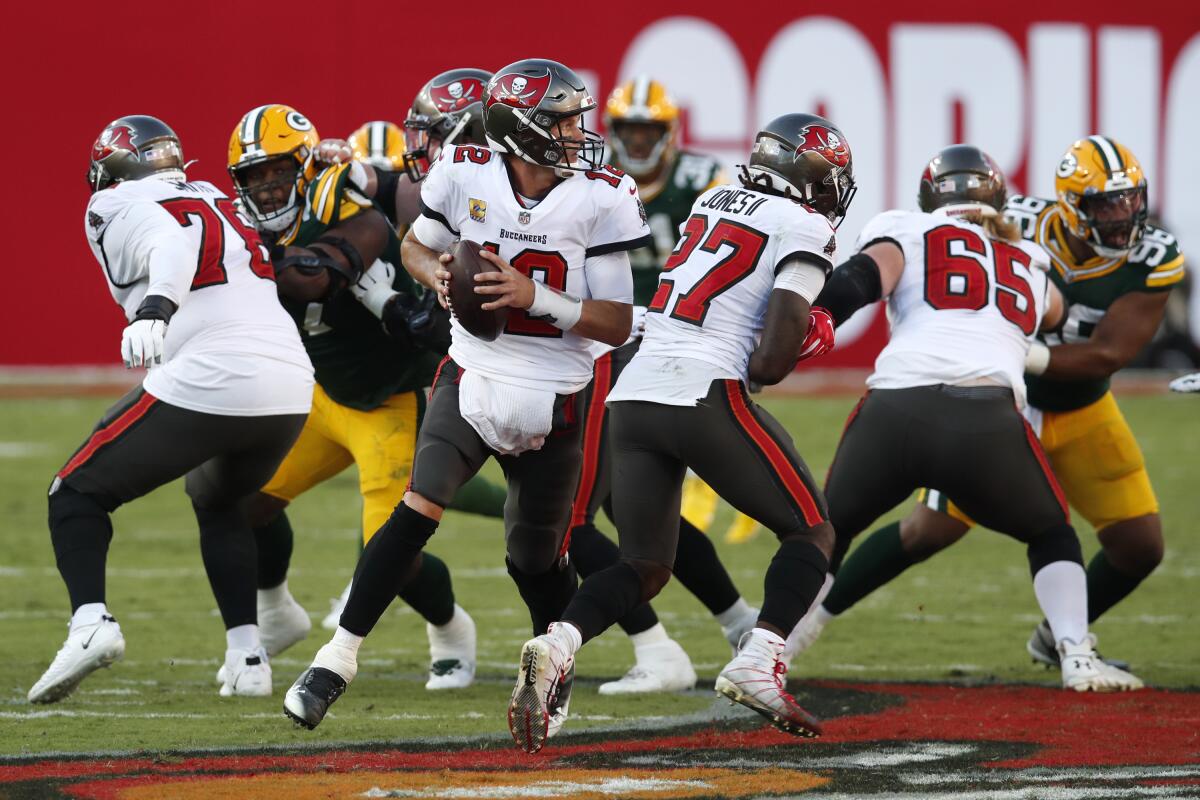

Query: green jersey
<box><xmin>1005</xmin><ymin>195</ymin><xmax>1185</xmax><ymax>412</ymax></box>
<box><xmin>275</xmin><ymin>162</ymin><xmax>438</xmax><ymax>411</ymax></box>
<box><xmin>627</xmin><ymin>151</ymin><xmax>724</xmax><ymax>305</ymax></box>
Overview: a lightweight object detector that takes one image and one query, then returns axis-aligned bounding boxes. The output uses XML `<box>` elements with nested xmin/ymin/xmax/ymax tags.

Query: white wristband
<box><xmin>1025</xmin><ymin>341</ymin><xmax>1051</xmax><ymax>375</ymax></box>
<box><xmin>527</xmin><ymin>281</ymin><xmax>583</xmax><ymax>330</ymax></box>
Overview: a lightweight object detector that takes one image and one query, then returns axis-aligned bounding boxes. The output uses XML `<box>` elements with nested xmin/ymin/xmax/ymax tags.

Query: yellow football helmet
<box><xmin>1054</xmin><ymin>135</ymin><xmax>1148</xmax><ymax>257</ymax></box>
<box><xmin>228</xmin><ymin>104</ymin><xmax>319</xmax><ymax>232</ymax></box>
<box><xmin>604</xmin><ymin>77</ymin><xmax>680</xmax><ymax>178</ymax></box>
<box><xmin>349</xmin><ymin>121</ymin><xmax>406</xmax><ymax>172</ymax></box>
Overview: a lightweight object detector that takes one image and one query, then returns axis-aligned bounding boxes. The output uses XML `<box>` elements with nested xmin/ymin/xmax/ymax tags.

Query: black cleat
<box><xmin>283</xmin><ymin>666</ymin><xmax>346</xmax><ymax>730</ymax></box>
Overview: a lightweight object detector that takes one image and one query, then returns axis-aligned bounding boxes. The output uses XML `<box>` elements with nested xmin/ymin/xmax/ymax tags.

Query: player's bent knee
<box><xmin>1099</xmin><ymin>514</ymin><xmax>1164</xmax><ymax>577</ymax></box>
<box><xmin>402</xmin><ymin>491</ymin><xmax>445</xmax><ymax>522</ymax></box>
<box><xmin>245</xmin><ymin>492</ymin><xmax>289</xmax><ymax>529</ymax></box>
<box><xmin>900</xmin><ymin>503</ymin><xmax>970</xmax><ymax>561</ymax></box>
<box><xmin>1026</xmin><ymin>524</ymin><xmax>1084</xmax><ymax>576</ymax></box>
<box><xmin>48</xmin><ymin>483</ymin><xmax>111</xmax><ymax>528</ymax></box>
<box><xmin>625</xmin><ymin>557</ymin><xmax>672</xmax><ymax>602</ymax></box>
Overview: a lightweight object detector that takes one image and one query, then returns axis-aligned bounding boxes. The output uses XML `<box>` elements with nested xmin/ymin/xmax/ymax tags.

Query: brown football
<box><xmin>447</xmin><ymin>240</ymin><xmax>508</xmax><ymax>341</ymax></box>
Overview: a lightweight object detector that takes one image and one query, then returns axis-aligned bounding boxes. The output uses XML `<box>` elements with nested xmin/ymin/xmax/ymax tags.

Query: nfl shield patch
<box><xmin>518</xmin><ymin>210</ymin><xmax>531</xmax><ymax>226</ymax></box>
<box><xmin>469</xmin><ymin>198</ymin><xmax>487</xmax><ymax>222</ymax></box>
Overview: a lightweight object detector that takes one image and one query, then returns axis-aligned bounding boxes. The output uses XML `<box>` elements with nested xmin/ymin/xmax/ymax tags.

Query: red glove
<box><xmin>797</xmin><ymin>306</ymin><xmax>835</xmax><ymax>362</ymax></box>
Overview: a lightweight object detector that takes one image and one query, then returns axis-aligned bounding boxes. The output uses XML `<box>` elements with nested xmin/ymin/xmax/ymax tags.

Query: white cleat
<box><xmin>721</xmin><ymin>606</ymin><xmax>761</xmax><ymax>658</ymax></box>
<box><xmin>508</xmin><ymin>633</ymin><xmax>574</xmax><ymax>754</ymax></box>
<box><xmin>218</xmin><ymin>647</ymin><xmax>273</xmax><ymax>697</ymax></box>
<box><xmin>426</xmin><ymin>604</ymin><xmax>477</xmax><ymax>690</ymax></box>
<box><xmin>714</xmin><ymin>631</ymin><xmax>822</xmax><ymax>738</ymax></box>
<box><xmin>1059</xmin><ymin>635</ymin><xmax>1144</xmax><ymax>692</ymax></box>
<box><xmin>260</xmin><ymin>596</ymin><xmax>312</xmax><ymax>658</ymax></box>
<box><xmin>28</xmin><ymin>615</ymin><xmax>125</xmax><ymax>704</ymax></box>
<box><xmin>599</xmin><ymin>639</ymin><xmax>697</xmax><ymax>695</ymax></box>
<box><xmin>321</xmin><ymin>580</ymin><xmax>353</xmax><ymax>631</ymax></box>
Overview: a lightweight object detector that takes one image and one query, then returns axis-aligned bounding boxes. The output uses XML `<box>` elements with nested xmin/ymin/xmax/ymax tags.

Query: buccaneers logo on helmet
<box><xmin>794</xmin><ymin>125</ymin><xmax>850</xmax><ymax>169</ymax></box>
<box><xmin>489</xmin><ymin>70</ymin><xmax>552</xmax><ymax>109</ymax></box>
<box><xmin>92</xmin><ymin>124</ymin><xmax>139</xmax><ymax>163</ymax></box>
<box><xmin>431</xmin><ymin>78</ymin><xmax>485</xmax><ymax>113</ymax></box>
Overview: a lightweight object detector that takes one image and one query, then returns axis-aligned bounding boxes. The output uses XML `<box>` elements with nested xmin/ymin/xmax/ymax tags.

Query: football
<box><xmin>447</xmin><ymin>239</ymin><xmax>508</xmax><ymax>341</ymax></box>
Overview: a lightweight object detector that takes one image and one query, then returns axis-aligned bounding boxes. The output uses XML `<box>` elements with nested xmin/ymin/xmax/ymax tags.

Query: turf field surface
<box><xmin>0</xmin><ymin>388</ymin><xmax>1196</xmax><ymax>796</ymax></box>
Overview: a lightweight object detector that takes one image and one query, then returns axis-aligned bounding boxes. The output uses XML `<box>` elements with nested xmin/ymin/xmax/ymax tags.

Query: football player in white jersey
<box><xmin>283</xmin><ymin>59</ymin><xmax>647</xmax><ymax>731</ymax></box>
<box><xmin>506</xmin><ymin>113</ymin><xmax>853</xmax><ymax>752</ymax></box>
<box><xmin>803</xmin><ymin>145</ymin><xmax>1142</xmax><ymax>692</ymax></box>
<box><xmin>29</xmin><ymin>116</ymin><xmax>313</xmax><ymax>704</ymax></box>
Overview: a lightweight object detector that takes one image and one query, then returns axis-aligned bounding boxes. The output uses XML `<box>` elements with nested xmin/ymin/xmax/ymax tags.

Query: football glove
<box><xmin>797</xmin><ymin>306</ymin><xmax>835</xmax><ymax>362</ymax></box>
<box><xmin>350</xmin><ymin>259</ymin><xmax>398</xmax><ymax>318</ymax></box>
<box><xmin>120</xmin><ymin>319</ymin><xmax>166</xmax><ymax>368</ymax></box>
<box><xmin>1169</xmin><ymin>372</ymin><xmax>1200</xmax><ymax>393</ymax></box>
<box><xmin>382</xmin><ymin>289</ymin><xmax>452</xmax><ymax>355</ymax></box>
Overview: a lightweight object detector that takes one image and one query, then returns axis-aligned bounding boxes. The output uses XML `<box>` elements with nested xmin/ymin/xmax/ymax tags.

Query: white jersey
<box><xmin>411</xmin><ymin>146</ymin><xmax>645</xmax><ymax>394</ymax></box>
<box><xmin>607</xmin><ymin>185</ymin><xmax>837</xmax><ymax>404</ymax></box>
<box><xmin>84</xmin><ymin>175</ymin><xmax>313</xmax><ymax>415</ymax></box>
<box><xmin>862</xmin><ymin>209</ymin><xmax>1051</xmax><ymax>406</ymax></box>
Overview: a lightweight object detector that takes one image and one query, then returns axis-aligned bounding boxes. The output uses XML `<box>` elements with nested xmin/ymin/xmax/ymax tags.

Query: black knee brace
<box><xmin>1026</xmin><ymin>524</ymin><xmax>1084</xmax><ymax>578</ymax></box>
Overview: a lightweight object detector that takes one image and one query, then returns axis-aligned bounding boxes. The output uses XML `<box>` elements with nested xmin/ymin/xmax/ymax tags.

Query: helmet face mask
<box><xmin>227</xmin><ymin>105</ymin><xmax>318</xmax><ymax>232</ymax></box>
<box><xmin>603</xmin><ymin>77</ymin><xmax>679</xmax><ymax>179</ymax></box>
<box><xmin>1075</xmin><ymin>185</ymin><xmax>1147</xmax><ymax>255</ymax></box>
<box><xmin>484</xmin><ymin>59</ymin><xmax>605</xmax><ymax>174</ymax></box>
<box><xmin>404</xmin><ymin>68</ymin><xmax>492</xmax><ymax>181</ymax></box>
<box><xmin>608</xmin><ymin>120</ymin><xmax>671</xmax><ymax>178</ymax></box>
<box><xmin>230</xmin><ymin>156</ymin><xmax>303</xmax><ymax>231</ymax></box>
<box><xmin>739</xmin><ymin>115</ymin><xmax>857</xmax><ymax>229</ymax></box>
<box><xmin>1054</xmin><ymin>135</ymin><xmax>1148</xmax><ymax>258</ymax></box>
<box><xmin>88</xmin><ymin>115</ymin><xmax>185</xmax><ymax>192</ymax></box>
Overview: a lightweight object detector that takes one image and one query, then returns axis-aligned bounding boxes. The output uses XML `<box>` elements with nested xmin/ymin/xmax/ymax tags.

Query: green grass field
<box><xmin>0</xmin><ymin>391</ymin><xmax>1195</xmax><ymax>758</ymax></box>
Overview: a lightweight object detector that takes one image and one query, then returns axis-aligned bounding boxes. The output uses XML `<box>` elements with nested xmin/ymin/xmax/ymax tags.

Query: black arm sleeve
<box><xmin>813</xmin><ymin>251</ymin><xmax>883</xmax><ymax>328</ymax></box>
<box><xmin>372</xmin><ymin>169</ymin><xmax>401</xmax><ymax>225</ymax></box>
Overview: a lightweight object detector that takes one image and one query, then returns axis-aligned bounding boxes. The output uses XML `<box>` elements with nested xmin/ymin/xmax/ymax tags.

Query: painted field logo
<box><xmin>5</xmin><ymin>683</ymin><xmax>1198</xmax><ymax>799</ymax></box>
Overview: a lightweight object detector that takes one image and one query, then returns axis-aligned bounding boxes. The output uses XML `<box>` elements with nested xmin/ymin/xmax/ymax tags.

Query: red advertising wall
<box><xmin>4</xmin><ymin>1</ymin><xmax>1196</xmax><ymax>366</ymax></box>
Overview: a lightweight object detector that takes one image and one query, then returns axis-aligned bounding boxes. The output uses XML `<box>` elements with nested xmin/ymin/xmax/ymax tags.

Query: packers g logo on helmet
<box><xmin>1054</xmin><ymin>135</ymin><xmax>1148</xmax><ymax>258</ymax></box>
<box><xmin>604</xmin><ymin>76</ymin><xmax>680</xmax><ymax>178</ymax></box>
<box><xmin>349</xmin><ymin>121</ymin><xmax>406</xmax><ymax>172</ymax></box>
<box><xmin>227</xmin><ymin>104</ymin><xmax>320</xmax><ymax>232</ymax></box>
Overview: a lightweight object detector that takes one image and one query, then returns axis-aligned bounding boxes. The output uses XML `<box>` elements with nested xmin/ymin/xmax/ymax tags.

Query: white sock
<box><xmin>331</xmin><ymin>626</ymin><xmax>365</xmax><ymax>655</ymax></box>
<box><xmin>813</xmin><ymin>606</ymin><xmax>836</xmax><ymax>627</ymax></box>
<box><xmin>70</xmin><ymin>603</ymin><xmax>110</xmax><ymax>632</ymax></box>
<box><xmin>751</xmin><ymin>627</ymin><xmax>786</xmax><ymax>648</ymax></box>
<box><xmin>715</xmin><ymin>597</ymin><xmax>754</xmax><ymax>628</ymax></box>
<box><xmin>226</xmin><ymin>624</ymin><xmax>261</xmax><ymax>652</ymax></box>
<box><xmin>548</xmin><ymin>621</ymin><xmax>583</xmax><ymax>655</ymax></box>
<box><xmin>258</xmin><ymin>581</ymin><xmax>292</xmax><ymax>609</ymax></box>
<box><xmin>434</xmin><ymin>604</ymin><xmax>467</xmax><ymax>633</ymax></box>
<box><xmin>1033</xmin><ymin>560</ymin><xmax>1088</xmax><ymax>645</ymax></box>
<box><xmin>629</xmin><ymin>622</ymin><xmax>670</xmax><ymax>650</ymax></box>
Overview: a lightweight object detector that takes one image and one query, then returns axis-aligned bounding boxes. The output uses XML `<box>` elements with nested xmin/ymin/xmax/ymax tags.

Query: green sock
<box><xmin>398</xmin><ymin>552</ymin><xmax>456</xmax><ymax>626</ymax></box>
<box><xmin>824</xmin><ymin>521</ymin><xmax>917</xmax><ymax>615</ymax></box>
<box><xmin>447</xmin><ymin>474</ymin><xmax>507</xmax><ymax>518</ymax></box>
<box><xmin>1085</xmin><ymin>551</ymin><xmax>1146</xmax><ymax>622</ymax></box>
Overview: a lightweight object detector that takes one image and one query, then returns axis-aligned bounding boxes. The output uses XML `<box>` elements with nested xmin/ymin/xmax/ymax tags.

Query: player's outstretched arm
<box><xmin>275</xmin><ymin>209</ymin><xmax>389</xmax><ymax>303</ymax></box>
<box><xmin>813</xmin><ymin>241</ymin><xmax>903</xmax><ymax>328</ymax></box>
<box><xmin>1028</xmin><ymin>290</ymin><xmax>1169</xmax><ymax>380</ymax></box>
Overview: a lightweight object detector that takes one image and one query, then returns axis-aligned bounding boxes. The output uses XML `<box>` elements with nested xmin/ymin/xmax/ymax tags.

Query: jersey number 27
<box><xmin>648</xmin><ymin>214</ymin><xmax>767</xmax><ymax>325</ymax></box>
